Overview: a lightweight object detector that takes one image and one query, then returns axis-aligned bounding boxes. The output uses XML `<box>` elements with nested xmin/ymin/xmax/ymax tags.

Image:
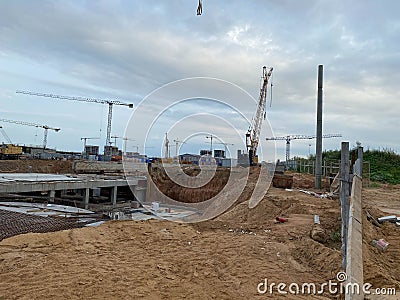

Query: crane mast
<box><xmin>246</xmin><ymin>66</ymin><xmax>273</xmax><ymax>166</ymax></box>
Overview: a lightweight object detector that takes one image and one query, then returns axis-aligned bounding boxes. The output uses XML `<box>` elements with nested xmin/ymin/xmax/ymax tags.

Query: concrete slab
<box><xmin>0</xmin><ymin>202</ymin><xmax>94</xmax><ymax>214</ymax></box>
<box><xmin>0</xmin><ymin>173</ymin><xmax>79</xmax><ymax>182</ymax></box>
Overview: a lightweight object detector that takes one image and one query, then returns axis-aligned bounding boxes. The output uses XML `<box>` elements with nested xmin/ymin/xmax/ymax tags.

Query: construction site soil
<box><xmin>0</xmin><ymin>159</ymin><xmax>73</xmax><ymax>174</ymax></box>
<box><xmin>0</xmin><ymin>161</ymin><xmax>399</xmax><ymax>299</ymax></box>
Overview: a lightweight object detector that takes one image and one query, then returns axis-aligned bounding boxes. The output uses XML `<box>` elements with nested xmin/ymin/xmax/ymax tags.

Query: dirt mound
<box><xmin>149</xmin><ymin>166</ymin><xmax>259</xmax><ymax>204</ymax></box>
<box><xmin>0</xmin><ymin>159</ymin><xmax>73</xmax><ymax>174</ymax></box>
<box><xmin>288</xmin><ymin>171</ymin><xmax>330</xmax><ymax>190</ymax></box>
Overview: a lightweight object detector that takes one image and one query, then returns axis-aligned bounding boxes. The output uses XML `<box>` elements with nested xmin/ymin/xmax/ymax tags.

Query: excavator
<box><xmin>246</xmin><ymin>66</ymin><xmax>273</xmax><ymax>166</ymax></box>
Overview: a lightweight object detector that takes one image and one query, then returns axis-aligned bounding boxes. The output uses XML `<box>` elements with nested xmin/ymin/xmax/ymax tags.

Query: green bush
<box><xmin>299</xmin><ymin>148</ymin><xmax>400</xmax><ymax>185</ymax></box>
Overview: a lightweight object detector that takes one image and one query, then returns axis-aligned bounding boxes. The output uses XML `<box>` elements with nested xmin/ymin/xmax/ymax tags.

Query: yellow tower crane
<box><xmin>246</xmin><ymin>66</ymin><xmax>273</xmax><ymax>166</ymax></box>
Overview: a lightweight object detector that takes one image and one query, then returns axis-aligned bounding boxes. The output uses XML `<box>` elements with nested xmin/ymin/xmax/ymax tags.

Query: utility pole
<box><xmin>315</xmin><ymin>65</ymin><xmax>323</xmax><ymax>189</ymax></box>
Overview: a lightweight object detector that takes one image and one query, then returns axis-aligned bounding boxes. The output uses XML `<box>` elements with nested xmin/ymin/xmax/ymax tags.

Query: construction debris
<box><xmin>298</xmin><ymin>189</ymin><xmax>333</xmax><ymax>199</ymax></box>
<box><xmin>366</xmin><ymin>209</ymin><xmax>381</xmax><ymax>227</ymax></box>
<box><xmin>377</xmin><ymin>215</ymin><xmax>398</xmax><ymax>224</ymax></box>
<box><xmin>275</xmin><ymin>216</ymin><xmax>288</xmax><ymax>223</ymax></box>
<box><xmin>314</xmin><ymin>214</ymin><xmax>320</xmax><ymax>224</ymax></box>
<box><xmin>371</xmin><ymin>239</ymin><xmax>389</xmax><ymax>252</ymax></box>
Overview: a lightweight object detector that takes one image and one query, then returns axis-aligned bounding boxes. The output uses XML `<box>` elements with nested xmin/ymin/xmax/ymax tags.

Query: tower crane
<box><xmin>110</xmin><ymin>136</ymin><xmax>135</xmax><ymax>155</ymax></box>
<box><xmin>206</xmin><ymin>135</ymin><xmax>215</xmax><ymax>154</ymax></box>
<box><xmin>0</xmin><ymin>118</ymin><xmax>60</xmax><ymax>148</ymax></box>
<box><xmin>16</xmin><ymin>90</ymin><xmax>134</xmax><ymax>147</ymax></box>
<box><xmin>81</xmin><ymin>137</ymin><xmax>100</xmax><ymax>153</ymax></box>
<box><xmin>246</xmin><ymin>66</ymin><xmax>273</xmax><ymax>166</ymax></box>
<box><xmin>173</xmin><ymin>139</ymin><xmax>186</xmax><ymax>157</ymax></box>
<box><xmin>266</xmin><ymin>133</ymin><xmax>342</xmax><ymax>162</ymax></box>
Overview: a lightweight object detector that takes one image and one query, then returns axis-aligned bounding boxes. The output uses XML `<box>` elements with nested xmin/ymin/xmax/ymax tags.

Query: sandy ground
<box><xmin>0</xmin><ymin>171</ymin><xmax>398</xmax><ymax>299</ymax></box>
<box><xmin>362</xmin><ymin>185</ymin><xmax>400</xmax><ymax>299</ymax></box>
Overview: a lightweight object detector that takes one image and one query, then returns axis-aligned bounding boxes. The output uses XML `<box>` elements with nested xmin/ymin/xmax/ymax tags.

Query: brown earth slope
<box><xmin>0</xmin><ymin>160</ymin><xmax>73</xmax><ymax>174</ymax></box>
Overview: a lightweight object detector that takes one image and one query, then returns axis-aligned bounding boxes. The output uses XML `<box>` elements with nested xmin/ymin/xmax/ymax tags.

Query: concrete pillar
<box><xmin>357</xmin><ymin>146</ymin><xmax>363</xmax><ymax>178</ymax></box>
<box><xmin>340</xmin><ymin>142</ymin><xmax>350</xmax><ymax>270</ymax></box>
<box><xmin>83</xmin><ymin>188</ymin><xmax>90</xmax><ymax>209</ymax></box>
<box><xmin>48</xmin><ymin>190</ymin><xmax>56</xmax><ymax>202</ymax></box>
<box><xmin>134</xmin><ymin>187</ymin><xmax>147</xmax><ymax>203</ymax></box>
<box><xmin>315</xmin><ymin>65</ymin><xmax>323</xmax><ymax>189</ymax></box>
<box><xmin>111</xmin><ymin>186</ymin><xmax>118</xmax><ymax>206</ymax></box>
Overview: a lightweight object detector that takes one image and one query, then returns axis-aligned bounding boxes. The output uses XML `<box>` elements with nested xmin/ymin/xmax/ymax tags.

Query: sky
<box><xmin>0</xmin><ymin>0</ymin><xmax>399</xmax><ymax>161</ymax></box>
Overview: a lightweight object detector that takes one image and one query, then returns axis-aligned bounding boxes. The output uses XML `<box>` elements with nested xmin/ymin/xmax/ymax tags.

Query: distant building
<box><xmin>214</xmin><ymin>149</ymin><xmax>225</xmax><ymax>158</ymax></box>
<box><xmin>84</xmin><ymin>145</ymin><xmax>99</xmax><ymax>156</ymax></box>
<box><xmin>179</xmin><ymin>153</ymin><xmax>200</xmax><ymax>165</ymax></box>
<box><xmin>237</xmin><ymin>150</ymin><xmax>249</xmax><ymax>166</ymax></box>
<box><xmin>199</xmin><ymin>155</ymin><xmax>216</xmax><ymax>166</ymax></box>
<box><xmin>104</xmin><ymin>146</ymin><xmax>119</xmax><ymax>156</ymax></box>
<box><xmin>221</xmin><ymin>158</ymin><xmax>238</xmax><ymax>167</ymax></box>
<box><xmin>124</xmin><ymin>151</ymin><xmax>148</xmax><ymax>163</ymax></box>
<box><xmin>200</xmin><ymin>149</ymin><xmax>212</xmax><ymax>156</ymax></box>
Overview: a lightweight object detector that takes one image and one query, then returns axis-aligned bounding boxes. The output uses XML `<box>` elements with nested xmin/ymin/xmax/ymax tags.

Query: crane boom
<box><xmin>16</xmin><ymin>90</ymin><xmax>134</xmax><ymax>147</ymax></box>
<box><xmin>0</xmin><ymin>118</ymin><xmax>60</xmax><ymax>148</ymax></box>
<box><xmin>246</xmin><ymin>66</ymin><xmax>273</xmax><ymax>165</ymax></box>
<box><xmin>16</xmin><ymin>90</ymin><xmax>133</xmax><ymax>106</ymax></box>
<box><xmin>0</xmin><ymin>126</ymin><xmax>12</xmax><ymax>144</ymax></box>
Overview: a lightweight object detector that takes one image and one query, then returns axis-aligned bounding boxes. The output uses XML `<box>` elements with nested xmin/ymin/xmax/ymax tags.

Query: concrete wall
<box><xmin>345</xmin><ymin>175</ymin><xmax>364</xmax><ymax>300</ymax></box>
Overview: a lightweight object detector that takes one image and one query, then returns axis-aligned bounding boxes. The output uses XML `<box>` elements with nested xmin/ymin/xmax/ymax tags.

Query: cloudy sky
<box><xmin>0</xmin><ymin>0</ymin><xmax>399</xmax><ymax>160</ymax></box>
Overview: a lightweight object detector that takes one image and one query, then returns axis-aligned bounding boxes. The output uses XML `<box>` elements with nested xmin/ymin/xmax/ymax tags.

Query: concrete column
<box><xmin>340</xmin><ymin>142</ymin><xmax>350</xmax><ymax>270</ymax></box>
<box><xmin>357</xmin><ymin>146</ymin><xmax>363</xmax><ymax>178</ymax></box>
<box><xmin>134</xmin><ymin>187</ymin><xmax>147</xmax><ymax>203</ymax></box>
<box><xmin>83</xmin><ymin>188</ymin><xmax>90</xmax><ymax>210</ymax></box>
<box><xmin>111</xmin><ymin>186</ymin><xmax>118</xmax><ymax>206</ymax></box>
<box><xmin>48</xmin><ymin>190</ymin><xmax>56</xmax><ymax>202</ymax></box>
<box><xmin>315</xmin><ymin>64</ymin><xmax>323</xmax><ymax>189</ymax></box>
